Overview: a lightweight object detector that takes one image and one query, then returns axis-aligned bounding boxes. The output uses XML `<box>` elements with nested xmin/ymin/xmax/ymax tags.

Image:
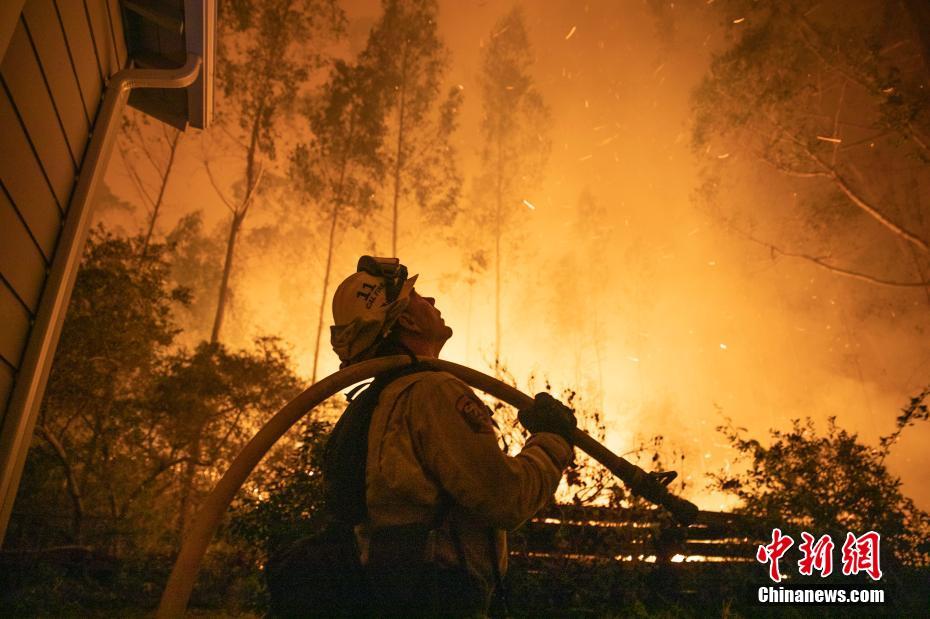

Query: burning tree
<box><xmin>473</xmin><ymin>6</ymin><xmax>550</xmax><ymax>372</ymax></box>
<box><xmin>204</xmin><ymin>0</ymin><xmax>344</xmax><ymax>345</ymax></box>
<box><xmin>292</xmin><ymin>58</ymin><xmax>389</xmax><ymax>382</ymax></box>
<box><xmin>363</xmin><ymin>0</ymin><xmax>463</xmax><ymax>255</ymax></box>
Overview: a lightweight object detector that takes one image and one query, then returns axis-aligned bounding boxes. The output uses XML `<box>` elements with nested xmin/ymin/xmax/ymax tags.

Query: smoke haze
<box><xmin>98</xmin><ymin>0</ymin><xmax>930</xmax><ymax>511</ymax></box>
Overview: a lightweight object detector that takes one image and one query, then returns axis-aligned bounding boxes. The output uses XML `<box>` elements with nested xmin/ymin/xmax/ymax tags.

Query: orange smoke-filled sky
<box><xmin>99</xmin><ymin>0</ymin><xmax>930</xmax><ymax>511</ymax></box>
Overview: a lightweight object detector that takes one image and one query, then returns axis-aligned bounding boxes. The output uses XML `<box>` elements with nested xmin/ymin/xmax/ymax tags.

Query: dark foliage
<box><xmin>228</xmin><ymin>417</ymin><xmax>333</xmax><ymax>557</ymax></box>
<box><xmin>3</xmin><ymin>228</ymin><xmax>304</xmax><ymax>613</ymax></box>
<box><xmin>712</xmin><ymin>404</ymin><xmax>930</xmax><ymax>567</ymax></box>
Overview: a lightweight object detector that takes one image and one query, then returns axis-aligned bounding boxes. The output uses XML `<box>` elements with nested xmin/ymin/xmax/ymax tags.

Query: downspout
<box><xmin>0</xmin><ymin>54</ymin><xmax>203</xmax><ymax>543</ymax></box>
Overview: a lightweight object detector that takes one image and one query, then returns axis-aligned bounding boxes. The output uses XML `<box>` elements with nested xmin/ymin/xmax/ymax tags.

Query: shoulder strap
<box><xmin>322</xmin><ymin>360</ymin><xmax>426</xmax><ymax>525</ymax></box>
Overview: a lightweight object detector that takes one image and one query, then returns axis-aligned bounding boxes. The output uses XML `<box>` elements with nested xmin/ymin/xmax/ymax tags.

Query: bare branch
<box><xmin>119</xmin><ymin>455</ymin><xmax>191</xmax><ymax>518</ymax></box>
<box><xmin>757</xmin><ymin>151</ymin><xmax>832</xmax><ymax>178</ymax></box>
<box><xmin>796</xmin><ymin>15</ymin><xmax>930</xmax><ymax>157</ymax></box>
<box><xmin>239</xmin><ymin>161</ymin><xmax>266</xmax><ymax>218</ymax></box>
<box><xmin>837</xmin><ymin>131</ymin><xmax>892</xmax><ymax>151</ymax></box>
<box><xmin>906</xmin><ymin>122</ymin><xmax>930</xmax><ymax>156</ymax></box>
<box><xmin>828</xmin><ymin>166</ymin><xmax>929</xmax><ymax>252</ymax></box>
<box><xmin>903</xmin><ymin>238</ymin><xmax>930</xmax><ymax>308</ymax></box>
<box><xmin>141</xmin><ymin>129</ymin><xmax>183</xmax><ymax>255</ymax></box>
<box><xmin>769</xmin><ymin>115</ymin><xmax>930</xmax><ymax>253</ymax></box>
<box><xmin>129</xmin><ymin>119</ymin><xmax>166</xmax><ymax>176</ymax></box>
<box><xmin>34</xmin><ymin>425</ymin><xmax>84</xmax><ymax>541</ymax></box>
<box><xmin>729</xmin><ymin>222</ymin><xmax>930</xmax><ymax>288</ymax></box>
<box><xmin>203</xmin><ymin>157</ymin><xmax>238</xmax><ymax>213</ymax></box>
<box><xmin>117</xmin><ymin>142</ymin><xmax>155</xmax><ymax>208</ymax></box>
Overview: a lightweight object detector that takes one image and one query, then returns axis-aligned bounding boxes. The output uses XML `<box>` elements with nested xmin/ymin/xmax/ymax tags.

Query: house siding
<box><xmin>0</xmin><ymin>0</ymin><xmax>125</xmax><ymax>435</ymax></box>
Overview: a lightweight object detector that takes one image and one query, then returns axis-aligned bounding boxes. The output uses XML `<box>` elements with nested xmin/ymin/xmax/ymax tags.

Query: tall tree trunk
<box><xmin>592</xmin><ymin>310</ymin><xmax>605</xmax><ymax>412</ymax></box>
<box><xmin>210</xmin><ymin>107</ymin><xmax>263</xmax><ymax>344</ymax></box>
<box><xmin>311</xmin><ymin>113</ymin><xmax>357</xmax><ymax>382</ymax></box>
<box><xmin>494</xmin><ymin>130</ymin><xmax>503</xmax><ymax>374</ymax></box>
<box><xmin>211</xmin><ymin>213</ymin><xmax>243</xmax><ymax>344</ymax></box>
<box><xmin>36</xmin><ymin>426</ymin><xmax>84</xmax><ymax>544</ymax></box>
<box><xmin>141</xmin><ymin>130</ymin><xmax>182</xmax><ymax>256</ymax></box>
<box><xmin>312</xmin><ymin>202</ymin><xmax>341</xmax><ymax>383</ymax></box>
<box><xmin>465</xmin><ymin>278</ymin><xmax>474</xmax><ymax>366</ymax></box>
<box><xmin>176</xmin><ymin>427</ymin><xmax>203</xmax><ymax>539</ymax></box>
<box><xmin>192</xmin><ymin>110</ymin><xmax>262</xmax><ymax>535</ymax></box>
<box><xmin>391</xmin><ymin>47</ymin><xmax>410</xmax><ymax>257</ymax></box>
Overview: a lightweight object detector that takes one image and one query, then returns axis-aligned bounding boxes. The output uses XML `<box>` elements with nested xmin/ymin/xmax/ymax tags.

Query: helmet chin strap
<box><xmin>395</xmin><ymin>340</ymin><xmax>421</xmax><ymax>365</ymax></box>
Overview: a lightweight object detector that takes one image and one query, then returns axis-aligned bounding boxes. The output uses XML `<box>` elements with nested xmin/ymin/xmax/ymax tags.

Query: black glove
<box><xmin>518</xmin><ymin>393</ymin><xmax>577</xmax><ymax>442</ymax></box>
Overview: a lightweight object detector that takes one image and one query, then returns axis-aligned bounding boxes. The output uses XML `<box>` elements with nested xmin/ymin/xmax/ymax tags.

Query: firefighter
<box><xmin>329</xmin><ymin>256</ymin><xmax>576</xmax><ymax>616</ymax></box>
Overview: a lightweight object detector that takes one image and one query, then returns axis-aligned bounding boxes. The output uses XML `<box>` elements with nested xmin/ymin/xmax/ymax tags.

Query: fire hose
<box><xmin>157</xmin><ymin>355</ymin><xmax>698</xmax><ymax>617</ymax></box>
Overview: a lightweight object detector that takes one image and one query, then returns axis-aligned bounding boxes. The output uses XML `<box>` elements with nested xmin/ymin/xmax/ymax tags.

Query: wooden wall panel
<box><xmin>1</xmin><ymin>20</ymin><xmax>76</xmax><ymax>209</ymax></box>
<box><xmin>0</xmin><ymin>280</ymin><xmax>30</xmax><ymax>370</ymax></box>
<box><xmin>83</xmin><ymin>0</ymin><xmax>117</xmax><ymax>77</ymax></box>
<box><xmin>0</xmin><ymin>359</ymin><xmax>12</xmax><ymax>429</ymax></box>
<box><xmin>0</xmin><ymin>2</ymin><xmax>27</xmax><ymax>63</ymax></box>
<box><xmin>0</xmin><ymin>92</ymin><xmax>61</xmax><ymax>260</ymax></box>
<box><xmin>54</xmin><ymin>0</ymin><xmax>102</xmax><ymax>121</ymax></box>
<box><xmin>0</xmin><ymin>190</ymin><xmax>46</xmax><ymax>313</ymax></box>
<box><xmin>22</xmin><ymin>0</ymin><xmax>90</xmax><ymax>166</ymax></box>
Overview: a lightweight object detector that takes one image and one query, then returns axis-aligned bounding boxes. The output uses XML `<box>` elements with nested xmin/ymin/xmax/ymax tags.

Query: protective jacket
<box><xmin>361</xmin><ymin>370</ymin><xmax>572</xmax><ymax>611</ymax></box>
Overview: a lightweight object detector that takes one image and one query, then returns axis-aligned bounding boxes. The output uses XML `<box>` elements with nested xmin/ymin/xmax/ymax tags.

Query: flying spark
<box><xmin>522</xmin><ymin>199</ymin><xmax>536</xmax><ymax>210</ymax></box>
<box><xmin>565</xmin><ymin>26</ymin><xmax>577</xmax><ymax>40</ymax></box>
<box><xmin>492</xmin><ymin>25</ymin><xmax>510</xmax><ymax>39</ymax></box>
<box><xmin>733</xmin><ymin>17</ymin><xmax>745</xmax><ymax>23</ymax></box>
<box><xmin>816</xmin><ymin>135</ymin><xmax>842</xmax><ymax>143</ymax></box>
<box><xmin>719</xmin><ymin>343</ymin><xmax>728</xmax><ymax>350</ymax></box>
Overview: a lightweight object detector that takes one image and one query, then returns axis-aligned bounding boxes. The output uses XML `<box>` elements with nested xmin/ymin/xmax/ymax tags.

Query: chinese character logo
<box><xmin>798</xmin><ymin>532</ymin><xmax>834</xmax><ymax>577</ymax></box>
<box><xmin>756</xmin><ymin>528</ymin><xmax>794</xmax><ymax>582</ymax></box>
<box><xmin>756</xmin><ymin>529</ymin><xmax>883</xmax><ymax>582</ymax></box>
<box><xmin>841</xmin><ymin>531</ymin><xmax>882</xmax><ymax>581</ymax></box>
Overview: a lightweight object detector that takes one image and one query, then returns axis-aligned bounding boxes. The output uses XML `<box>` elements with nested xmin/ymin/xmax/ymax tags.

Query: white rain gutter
<box><xmin>0</xmin><ymin>54</ymin><xmax>203</xmax><ymax>542</ymax></box>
